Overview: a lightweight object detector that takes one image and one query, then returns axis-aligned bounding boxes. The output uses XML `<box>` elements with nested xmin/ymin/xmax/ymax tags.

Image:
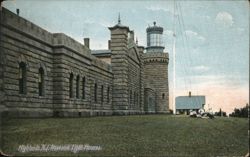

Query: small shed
<box><xmin>175</xmin><ymin>92</ymin><xmax>205</xmax><ymax>115</ymax></box>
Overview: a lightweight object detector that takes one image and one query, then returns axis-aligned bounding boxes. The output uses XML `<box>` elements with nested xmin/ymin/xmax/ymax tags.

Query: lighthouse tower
<box><xmin>143</xmin><ymin>22</ymin><xmax>169</xmax><ymax>113</ymax></box>
<box><xmin>146</xmin><ymin>21</ymin><xmax>165</xmax><ymax>53</ymax></box>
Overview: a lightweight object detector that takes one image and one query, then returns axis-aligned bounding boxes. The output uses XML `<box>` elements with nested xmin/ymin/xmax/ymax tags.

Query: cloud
<box><xmin>164</xmin><ymin>30</ymin><xmax>174</xmax><ymax>36</ymax></box>
<box><xmin>204</xmin><ymin>15</ymin><xmax>211</xmax><ymax>20</ymax></box>
<box><xmin>183</xmin><ymin>74</ymin><xmax>249</xmax><ymax>93</ymax></box>
<box><xmin>146</xmin><ymin>6</ymin><xmax>173</xmax><ymax>13</ymax></box>
<box><xmin>234</xmin><ymin>27</ymin><xmax>246</xmax><ymax>35</ymax></box>
<box><xmin>83</xmin><ymin>19</ymin><xmax>113</xmax><ymax>28</ymax></box>
<box><xmin>192</xmin><ymin>65</ymin><xmax>210</xmax><ymax>72</ymax></box>
<box><xmin>185</xmin><ymin>30</ymin><xmax>206</xmax><ymax>42</ymax></box>
<box><xmin>215</xmin><ymin>11</ymin><xmax>234</xmax><ymax>27</ymax></box>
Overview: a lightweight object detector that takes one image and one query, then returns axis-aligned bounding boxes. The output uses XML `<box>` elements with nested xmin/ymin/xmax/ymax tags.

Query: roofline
<box><xmin>176</xmin><ymin>95</ymin><xmax>205</xmax><ymax>98</ymax></box>
<box><xmin>92</xmin><ymin>53</ymin><xmax>111</xmax><ymax>57</ymax></box>
<box><xmin>108</xmin><ymin>25</ymin><xmax>129</xmax><ymax>31</ymax></box>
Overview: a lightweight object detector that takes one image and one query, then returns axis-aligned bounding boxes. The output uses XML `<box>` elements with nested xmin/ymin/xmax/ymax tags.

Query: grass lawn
<box><xmin>1</xmin><ymin>115</ymin><xmax>249</xmax><ymax>156</ymax></box>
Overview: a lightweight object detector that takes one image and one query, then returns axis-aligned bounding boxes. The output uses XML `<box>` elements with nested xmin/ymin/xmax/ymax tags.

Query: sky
<box><xmin>3</xmin><ymin>0</ymin><xmax>249</xmax><ymax>114</ymax></box>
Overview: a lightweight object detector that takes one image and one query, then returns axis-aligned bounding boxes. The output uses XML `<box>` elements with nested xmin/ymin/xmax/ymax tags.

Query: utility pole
<box><xmin>172</xmin><ymin>0</ymin><xmax>177</xmax><ymax>114</ymax></box>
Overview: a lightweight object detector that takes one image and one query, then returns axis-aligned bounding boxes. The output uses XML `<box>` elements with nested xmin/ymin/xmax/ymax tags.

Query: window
<box><xmin>135</xmin><ymin>93</ymin><xmax>137</xmax><ymax>105</ymax></box>
<box><xmin>107</xmin><ymin>86</ymin><xmax>110</xmax><ymax>102</ymax></box>
<box><xmin>101</xmin><ymin>85</ymin><xmax>104</xmax><ymax>103</ymax></box>
<box><xmin>134</xmin><ymin>92</ymin><xmax>136</xmax><ymax>105</ymax></box>
<box><xmin>76</xmin><ymin>75</ymin><xmax>80</xmax><ymax>98</ymax></box>
<box><xmin>38</xmin><ymin>67</ymin><xmax>44</xmax><ymax>96</ymax></box>
<box><xmin>94</xmin><ymin>83</ymin><xmax>97</xmax><ymax>102</ymax></box>
<box><xmin>82</xmin><ymin>77</ymin><xmax>86</xmax><ymax>99</ymax></box>
<box><xmin>162</xmin><ymin>93</ymin><xmax>165</xmax><ymax>99</ymax></box>
<box><xmin>130</xmin><ymin>90</ymin><xmax>132</xmax><ymax>104</ymax></box>
<box><xmin>138</xmin><ymin>94</ymin><xmax>140</xmax><ymax>106</ymax></box>
<box><xmin>19</xmin><ymin>62</ymin><xmax>26</xmax><ymax>94</ymax></box>
<box><xmin>149</xmin><ymin>33</ymin><xmax>162</xmax><ymax>46</ymax></box>
<box><xmin>69</xmin><ymin>73</ymin><xmax>74</xmax><ymax>98</ymax></box>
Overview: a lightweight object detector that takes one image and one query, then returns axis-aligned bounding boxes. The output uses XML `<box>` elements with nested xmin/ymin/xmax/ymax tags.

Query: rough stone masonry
<box><xmin>0</xmin><ymin>8</ymin><xmax>169</xmax><ymax>117</ymax></box>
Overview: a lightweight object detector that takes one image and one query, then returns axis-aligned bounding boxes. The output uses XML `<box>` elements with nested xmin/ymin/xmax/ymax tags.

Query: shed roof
<box><xmin>175</xmin><ymin>96</ymin><xmax>205</xmax><ymax>110</ymax></box>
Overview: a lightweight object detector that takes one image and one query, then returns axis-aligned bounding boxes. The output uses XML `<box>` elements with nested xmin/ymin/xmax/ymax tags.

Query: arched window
<box><xmin>107</xmin><ymin>86</ymin><xmax>110</xmax><ymax>102</ymax></box>
<box><xmin>82</xmin><ymin>77</ymin><xmax>86</xmax><ymax>99</ymax></box>
<box><xmin>101</xmin><ymin>85</ymin><xmax>104</xmax><ymax>103</ymax></box>
<box><xmin>19</xmin><ymin>62</ymin><xmax>26</xmax><ymax>94</ymax></box>
<box><xmin>162</xmin><ymin>93</ymin><xmax>165</xmax><ymax>99</ymax></box>
<box><xmin>38</xmin><ymin>67</ymin><xmax>45</xmax><ymax>96</ymax></box>
<box><xmin>69</xmin><ymin>73</ymin><xmax>74</xmax><ymax>98</ymax></box>
<box><xmin>94</xmin><ymin>83</ymin><xmax>97</xmax><ymax>102</ymax></box>
<box><xmin>76</xmin><ymin>75</ymin><xmax>80</xmax><ymax>98</ymax></box>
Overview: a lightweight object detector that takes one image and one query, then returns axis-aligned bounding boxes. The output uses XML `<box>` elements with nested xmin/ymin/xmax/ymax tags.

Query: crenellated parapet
<box><xmin>143</xmin><ymin>52</ymin><xmax>169</xmax><ymax>63</ymax></box>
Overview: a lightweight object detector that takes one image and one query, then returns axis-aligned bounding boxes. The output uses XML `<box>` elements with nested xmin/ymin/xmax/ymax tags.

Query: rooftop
<box><xmin>146</xmin><ymin>22</ymin><xmax>163</xmax><ymax>33</ymax></box>
<box><xmin>175</xmin><ymin>96</ymin><xmax>205</xmax><ymax>110</ymax></box>
<box><xmin>91</xmin><ymin>49</ymin><xmax>111</xmax><ymax>57</ymax></box>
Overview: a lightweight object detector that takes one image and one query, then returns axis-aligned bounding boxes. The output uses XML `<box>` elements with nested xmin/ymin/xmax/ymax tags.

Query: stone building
<box><xmin>0</xmin><ymin>8</ymin><xmax>169</xmax><ymax>117</ymax></box>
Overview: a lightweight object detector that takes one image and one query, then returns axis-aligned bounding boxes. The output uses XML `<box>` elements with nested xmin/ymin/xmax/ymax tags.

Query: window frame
<box><xmin>69</xmin><ymin>73</ymin><xmax>74</xmax><ymax>98</ymax></box>
<box><xmin>82</xmin><ymin>77</ymin><xmax>86</xmax><ymax>99</ymax></box>
<box><xmin>19</xmin><ymin>62</ymin><xmax>27</xmax><ymax>95</ymax></box>
<box><xmin>38</xmin><ymin>67</ymin><xmax>45</xmax><ymax>96</ymax></box>
<box><xmin>94</xmin><ymin>83</ymin><xmax>97</xmax><ymax>102</ymax></box>
<box><xmin>76</xmin><ymin>75</ymin><xmax>80</xmax><ymax>98</ymax></box>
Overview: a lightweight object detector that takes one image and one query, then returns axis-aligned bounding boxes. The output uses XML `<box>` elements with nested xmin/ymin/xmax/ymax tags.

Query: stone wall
<box><xmin>95</xmin><ymin>56</ymin><xmax>111</xmax><ymax>64</ymax></box>
<box><xmin>109</xmin><ymin>26</ymin><xmax>129</xmax><ymax>114</ymax></box>
<box><xmin>0</xmin><ymin>7</ymin><xmax>170</xmax><ymax>117</ymax></box>
<box><xmin>137</xmin><ymin>46</ymin><xmax>145</xmax><ymax>112</ymax></box>
<box><xmin>109</xmin><ymin>25</ymin><xmax>144</xmax><ymax>115</ymax></box>
<box><xmin>0</xmin><ymin>8</ymin><xmax>113</xmax><ymax>117</ymax></box>
<box><xmin>144</xmin><ymin>88</ymin><xmax>156</xmax><ymax>113</ymax></box>
<box><xmin>1</xmin><ymin>8</ymin><xmax>54</xmax><ymax>117</ymax></box>
<box><xmin>127</xmin><ymin>45</ymin><xmax>141</xmax><ymax>111</ymax></box>
<box><xmin>143</xmin><ymin>52</ymin><xmax>169</xmax><ymax>113</ymax></box>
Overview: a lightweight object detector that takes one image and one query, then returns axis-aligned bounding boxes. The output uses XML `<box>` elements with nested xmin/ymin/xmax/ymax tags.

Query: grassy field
<box><xmin>1</xmin><ymin>115</ymin><xmax>249</xmax><ymax>156</ymax></box>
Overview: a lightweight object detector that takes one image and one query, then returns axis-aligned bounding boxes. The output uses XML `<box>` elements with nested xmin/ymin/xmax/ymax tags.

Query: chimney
<box><xmin>84</xmin><ymin>38</ymin><xmax>89</xmax><ymax>49</ymax></box>
<box><xmin>16</xmin><ymin>8</ymin><xmax>20</xmax><ymax>16</ymax></box>
<box><xmin>0</xmin><ymin>1</ymin><xmax>3</xmax><ymax>11</ymax></box>
<box><xmin>189</xmin><ymin>91</ymin><xmax>191</xmax><ymax>97</ymax></box>
<box><xmin>108</xmin><ymin>40</ymin><xmax>111</xmax><ymax>50</ymax></box>
<box><xmin>129</xmin><ymin>31</ymin><xmax>134</xmax><ymax>42</ymax></box>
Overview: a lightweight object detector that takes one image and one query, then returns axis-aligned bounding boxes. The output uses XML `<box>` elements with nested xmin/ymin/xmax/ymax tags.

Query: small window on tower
<box><xmin>162</xmin><ymin>93</ymin><xmax>165</xmax><ymax>99</ymax></box>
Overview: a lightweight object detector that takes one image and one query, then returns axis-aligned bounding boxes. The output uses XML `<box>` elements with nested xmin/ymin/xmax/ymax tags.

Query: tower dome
<box><xmin>146</xmin><ymin>22</ymin><xmax>164</xmax><ymax>53</ymax></box>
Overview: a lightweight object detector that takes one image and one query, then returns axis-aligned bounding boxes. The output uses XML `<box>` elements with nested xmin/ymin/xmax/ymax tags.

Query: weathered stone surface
<box><xmin>0</xmin><ymin>7</ymin><xmax>169</xmax><ymax>118</ymax></box>
<box><xmin>143</xmin><ymin>52</ymin><xmax>169</xmax><ymax>113</ymax></box>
